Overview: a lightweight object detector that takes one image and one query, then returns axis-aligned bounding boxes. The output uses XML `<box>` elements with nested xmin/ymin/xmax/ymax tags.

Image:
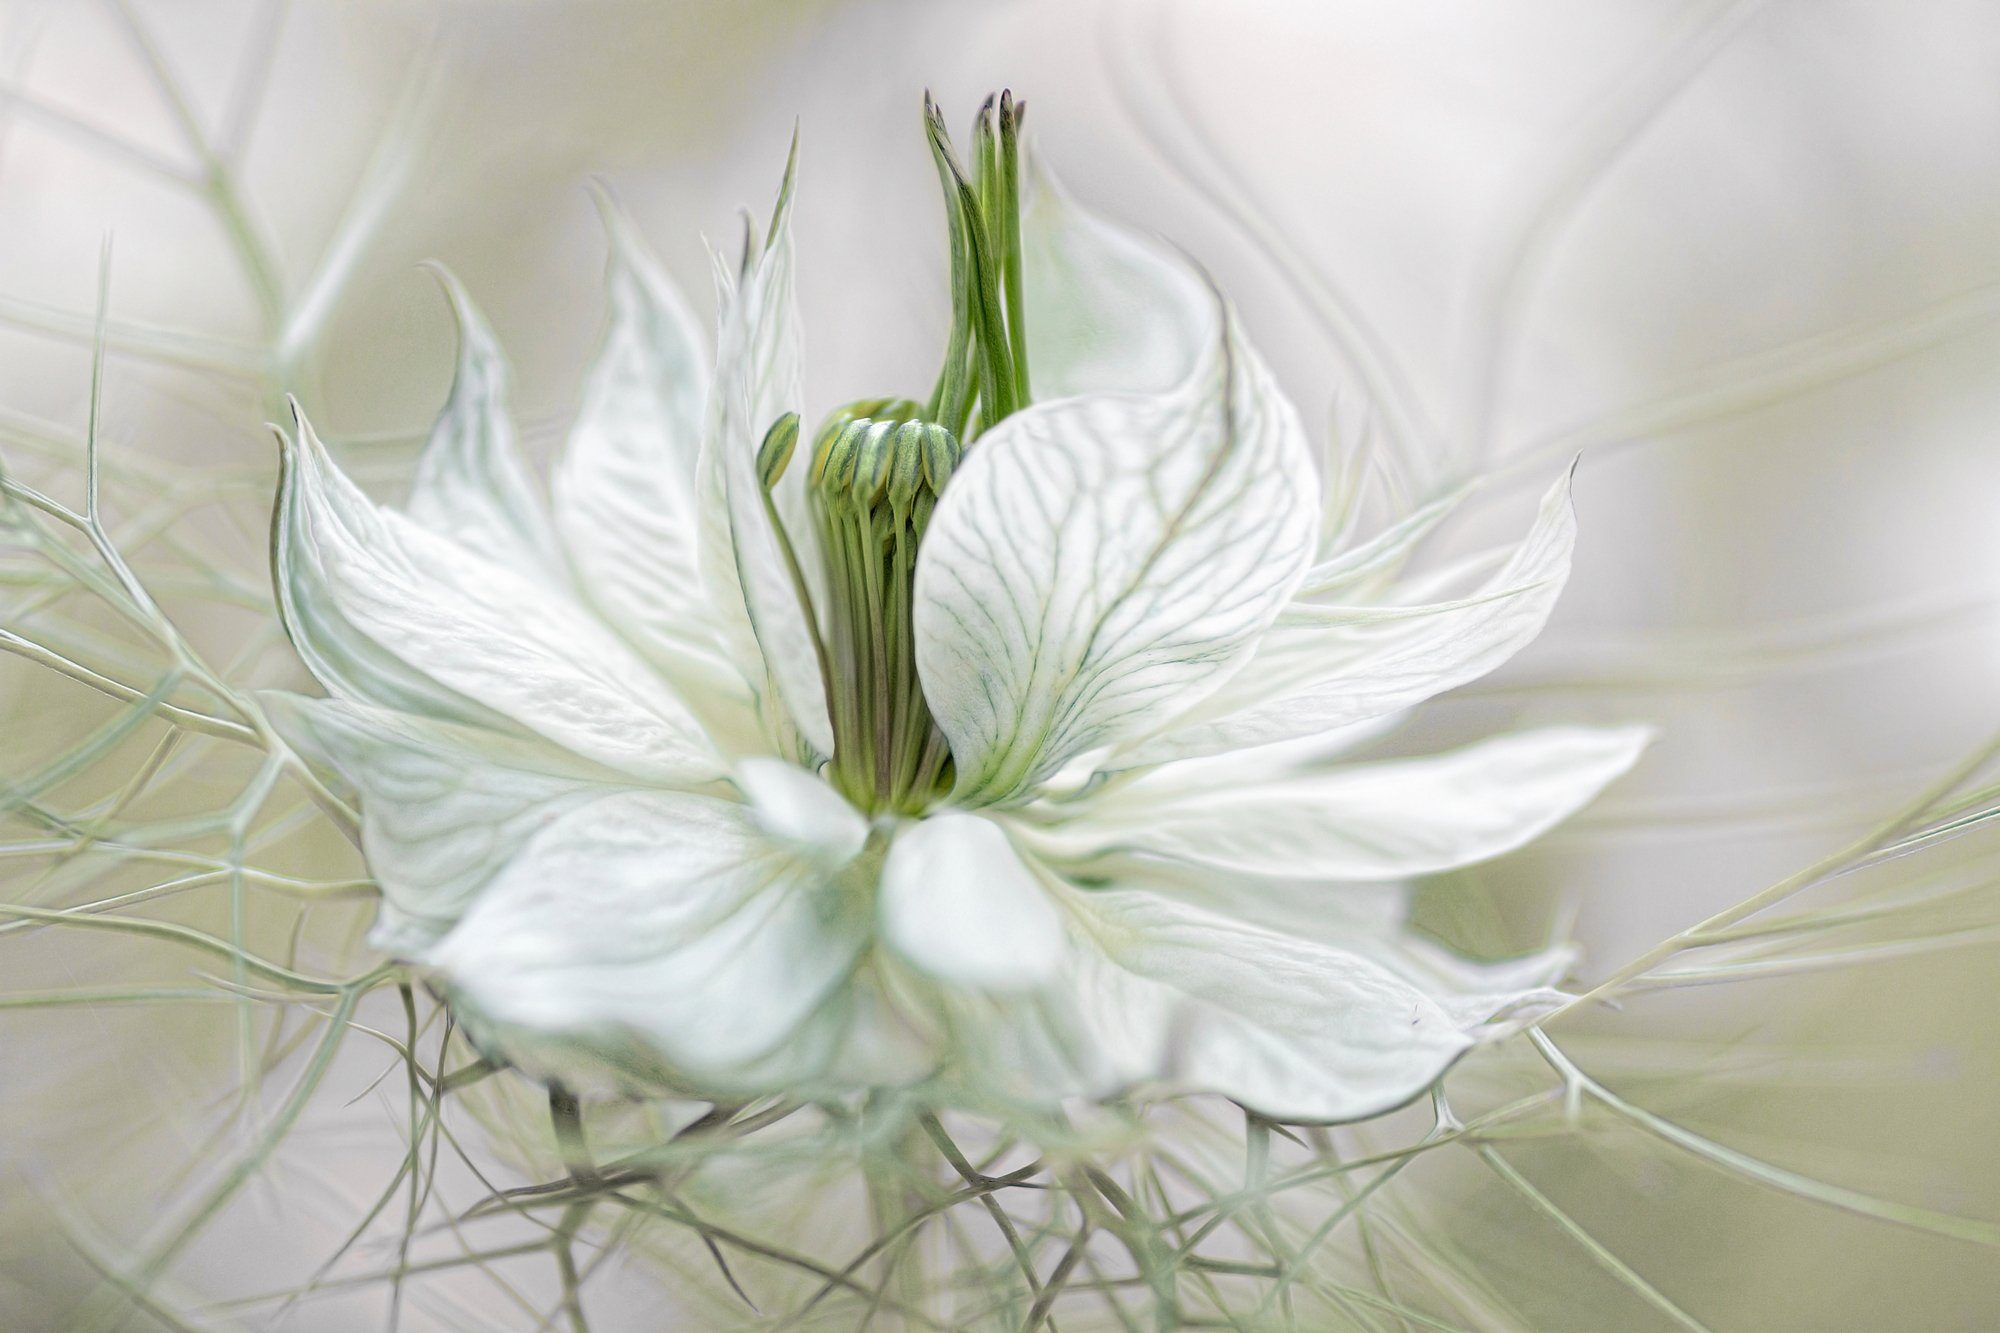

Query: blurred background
<box><xmin>3</xmin><ymin>0</ymin><xmax>1999</xmax><ymax>1327</ymax></box>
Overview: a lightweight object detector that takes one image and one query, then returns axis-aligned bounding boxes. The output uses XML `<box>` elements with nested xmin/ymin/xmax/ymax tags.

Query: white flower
<box><xmin>265</xmin><ymin>98</ymin><xmax>1647</xmax><ymax>1123</ymax></box>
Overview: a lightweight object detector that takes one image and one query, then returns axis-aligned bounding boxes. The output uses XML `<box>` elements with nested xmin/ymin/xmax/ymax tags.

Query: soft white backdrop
<box><xmin>4</xmin><ymin>1</ymin><xmax>1998</xmax><ymax>1326</ymax></box>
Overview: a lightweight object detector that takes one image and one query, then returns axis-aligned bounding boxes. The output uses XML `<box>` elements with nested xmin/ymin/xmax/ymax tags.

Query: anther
<box><xmin>757</xmin><ymin>412</ymin><xmax>800</xmax><ymax>491</ymax></box>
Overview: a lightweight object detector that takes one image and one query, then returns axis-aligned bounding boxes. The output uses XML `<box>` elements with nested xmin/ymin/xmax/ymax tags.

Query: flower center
<box><xmin>759</xmin><ymin>91</ymin><xmax>1031</xmax><ymax>815</ymax></box>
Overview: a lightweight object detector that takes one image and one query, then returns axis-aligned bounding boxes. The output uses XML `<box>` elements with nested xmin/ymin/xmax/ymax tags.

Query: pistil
<box><xmin>754</xmin><ymin>91</ymin><xmax>1034</xmax><ymax>814</ymax></box>
<box><xmin>923</xmin><ymin>90</ymin><xmax>1029</xmax><ymax>439</ymax></box>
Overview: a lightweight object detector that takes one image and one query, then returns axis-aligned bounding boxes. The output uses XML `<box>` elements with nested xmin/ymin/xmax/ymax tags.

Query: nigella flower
<box><xmin>265</xmin><ymin>94</ymin><xmax>1646</xmax><ymax>1123</ymax></box>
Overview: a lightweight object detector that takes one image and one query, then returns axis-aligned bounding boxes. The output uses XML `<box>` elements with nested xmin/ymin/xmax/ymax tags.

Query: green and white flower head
<box><xmin>266</xmin><ymin>93</ymin><xmax>1647</xmax><ymax>1124</ymax></box>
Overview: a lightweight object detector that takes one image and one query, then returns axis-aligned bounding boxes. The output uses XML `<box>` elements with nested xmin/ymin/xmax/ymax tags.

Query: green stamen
<box><xmin>808</xmin><ymin>409</ymin><xmax>963</xmax><ymax>813</ymax></box>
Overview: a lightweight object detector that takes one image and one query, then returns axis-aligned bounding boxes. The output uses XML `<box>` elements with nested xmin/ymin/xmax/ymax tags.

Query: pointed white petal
<box><xmin>263</xmin><ymin>692</ymin><xmax>615</xmax><ymax>952</ymax></box>
<box><xmin>1021</xmin><ymin>165</ymin><xmax>1214</xmax><ymax>398</ymax></box>
<box><xmin>694</xmin><ymin>153</ymin><xmax>835</xmax><ymax>758</ymax></box>
<box><xmin>975</xmin><ymin>891</ymin><xmax>1478</xmax><ymax>1122</ymax></box>
<box><xmin>404</xmin><ymin>265</ymin><xmax>563</xmax><ymax>576</ymax></box>
<box><xmin>1117</xmin><ymin>467</ymin><xmax>1578</xmax><ymax>768</ymax></box>
<box><xmin>1296</xmin><ymin>484</ymin><xmax>1471</xmax><ymax>597</ymax></box>
<box><xmin>273</xmin><ymin>407</ymin><xmax>720</xmax><ymax>784</ymax></box>
<box><xmin>879</xmin><ymin>813</ymin><xmax>1065</xmax><ymax>991</ymax></box>
<box><xmin>425</xmin><ymin>788</ymin><xmax>869</xmax><ymax>1090</ymax></box>
<box><xmin>735</xmin><ymin>757</ymin><xmax>867</xmax><ymax>867</ymax></box>
<box><xmin>916</xmin><ymin>307</ymin><xmax>1320</xmax><ymax>805</ymax></box>
<box><xmin>1043</xmin><ymin>725</ymin><xmax>1650</xmax><ymax>881</ymax></box>
<box><xmin>552</xmin><ymin>193</ymin><xmax>740</xmax><ymax>682</ymax></box>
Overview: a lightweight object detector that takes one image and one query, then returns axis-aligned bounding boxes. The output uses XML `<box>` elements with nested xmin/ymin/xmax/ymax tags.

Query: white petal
<box><xmin>694</xmin><ymin>150</ymin><xmax>835</xmax><ymax>758</ymax></box>
<box><xmin>1387</xmin><ymin>935</ymin><xmax>1574</xmax><ymax>1027</ymax></box>
<box><xmin>915</xmin><ymin>305</ymin><xmax>1320</xmax><ymax>805</ymax></box>
<box><xmin>879</xmin><ymin>813</ymin><xmax>1065</xmax><ymax>991</ymax></box>
<box><xmin>1021</xmin><ymin>164</ymin><xmax>1214</xmax><ymax>398</ymax></box>
<box><xmin>262</xmin><ymin>692</ymin><xmax>613</xmax><ymax>952</ymax></box>
<box><xmin>426</xmin><ymin>788</ymin><xmax>870</xmax><ymax>1091</ymax></box>
<box><xmin>404</xmin><ymin>265</ymin><xmax>563</xmax><ymax>576</ymax></box>
<box><xmin>1051</xmin><ymin>858</ymin><xmax>1572</xmax><ymax>1029</ymax></box>
<box><xmin>1117</xmin><ymin>466</ymin><xmax>1579</xmax><ymax>768</ymax></box>
<box><xmin>1134</xmin><ymin>711</ymin><xmax>1411</xmax><ymax>791</ymax></box>
<box><xmin>551</xmin><ymin>191</ymin><xmax>738</xmax><ymax>679</ymax></box>
<box><xmin>273</xmin><ymin>406</ymin><xmax>720</xmax><ymax>785</ymax></box>
<box><xmin>975</xmin><ymin>890</ymin><xmax>1478</xmax><ymax>1123</ymax></box>
<box><xmin>1040</xmin><ymin>725</ymin><xmax>1651</xmax><ymax>881</ymax></box>
<box><xmin>735</xmin><ymin>757</ymin><xmax>867</xmax><ymax>867</ymax></box>
<box><xmin>1296</xmin><ymin>484</ymin><xmax>1471</xmax><ymax>597</ymax></box>
<box><xmin>1079</xmin><ymin>856</ymin><xmax>1410</xmax><ymax>943</ymax></box>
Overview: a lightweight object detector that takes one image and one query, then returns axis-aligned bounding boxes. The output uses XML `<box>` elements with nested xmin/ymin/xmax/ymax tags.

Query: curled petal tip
<box><xmin>415</xmin><ymin>260</ymin><xmax>478</xmax><ymax>331</ymax></box>
<box><xmin>584</xmin><ymin>174</ymin><xmax>618</xmax><ymax>217</ymax></box>
<box><xmin>586</xmin><ymin>180</ymin><xmax>648</xmax><ymax>265</ymax></box>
